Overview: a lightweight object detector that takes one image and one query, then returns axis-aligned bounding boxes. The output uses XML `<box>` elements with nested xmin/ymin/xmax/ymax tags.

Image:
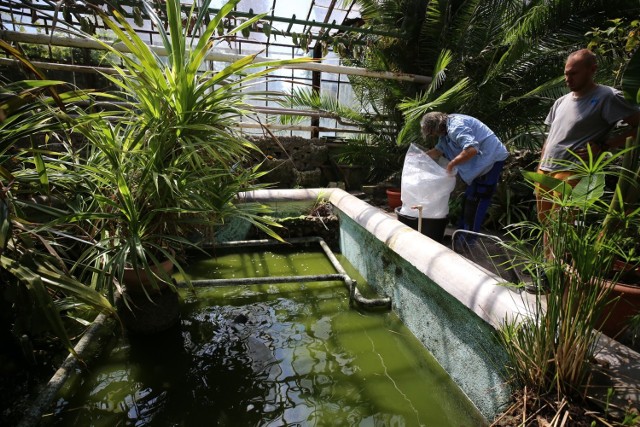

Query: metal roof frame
<box><xmin>0</xmin><ymin>0</ymin><xmax>430</xmax><ymax>137</ymax></box>
<box><xmin>0</xmin><ymin>0</ymin><xmax>398</xmax><ymax>54</ymax></box>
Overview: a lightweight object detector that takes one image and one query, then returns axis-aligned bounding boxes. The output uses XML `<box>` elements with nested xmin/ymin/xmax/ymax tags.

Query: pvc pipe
<box><xmin>18</xmin><ymin>312</ymin><xmax>115</xmax><ymax>427</ymax></box>
<box><xmin>411</xmin><ymin>205</ymin><xmax>423</xmax><ymax>233</ymax></box>
<box><xmin>315</xmin><ymin>236</ymin><xmax>390</xmax><ymax>309</ymax></box>
<box><xmin>210</xmin><ymin>237</ymin><xmax>318</xmax><ymax>248</ymax></box>
<box><xmin>182</xmin><ymin>273</ymin><xmax>346</xmax><ymax>287</ymax></box>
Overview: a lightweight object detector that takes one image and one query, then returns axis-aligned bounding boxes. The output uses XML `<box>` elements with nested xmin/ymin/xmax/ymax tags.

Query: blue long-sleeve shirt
<box><xmin>434</xmin><ymin>114</ymin><xmax>509</xmax><ymax>185</ymax></box>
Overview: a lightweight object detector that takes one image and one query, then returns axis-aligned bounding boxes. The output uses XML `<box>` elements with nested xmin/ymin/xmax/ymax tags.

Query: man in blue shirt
<box><xmin>420</xmin><ymin>112</ymin><xmax>509</xmax><ymax>237</ymax></box>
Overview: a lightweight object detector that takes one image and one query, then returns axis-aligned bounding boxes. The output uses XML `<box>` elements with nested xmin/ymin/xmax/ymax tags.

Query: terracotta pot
<box><xmin>123</xmin><ymin>257</ymin><xmax>174</xmax><ymax>295</ymax></box>
<box><xmin>612</xmin><ymin>259</ymin><xmax>640</xmax><ymax>283</ymax></box>
<box><xmin>115</xmin><ymin>287</ymin><xmax>180</xmax><ymax>334</ymax></box>
<box><xmin>118</xmin><ymin>255</ymin><xmax>179</xmax><ymax>334</ymax></box>
<box><xmin>564</xmin><ymin>263</ymin><xmax>640</xmax><ymax>338</ymax></box>
<box><xmin>599</xmin><ymin>279</ymin><xmax>640</xmax><ymax>338</ymax></box>
<box><xmin>386</xmin><ymin>187</ymin><xmax>402</xmax><ymax>209</ymax></box>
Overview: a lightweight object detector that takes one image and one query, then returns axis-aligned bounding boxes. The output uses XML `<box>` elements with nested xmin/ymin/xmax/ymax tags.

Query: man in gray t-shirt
<box><xmin>540</xmin><ymin>84</ymin><xmax>639</xmax><ymax>172</ymax></box>
<box><xmin>537</xmin><ymin>49</ymin><xmax>639</xmax><ymax>221</ymax></box>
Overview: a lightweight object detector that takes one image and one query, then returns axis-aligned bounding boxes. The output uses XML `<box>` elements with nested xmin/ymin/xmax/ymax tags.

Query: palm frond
<box><xmin>399</xmin><ymin>77</ymin><xmax>473</xmax><ymax>121</ymax></box>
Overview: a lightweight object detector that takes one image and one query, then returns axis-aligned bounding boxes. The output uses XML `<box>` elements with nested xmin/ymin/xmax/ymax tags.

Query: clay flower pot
<box><xmin>118</xmin><ymin>254</ymin><xmax>179</xmax><ymax>334</ymax></box>
<box><xmin>599</xmin><ymin>272</ymin><xmax>640</xmax><ymax>338</ymax></box>
<box><xmin>122</xmin><ymin>256</ymin><xmax>175</xmax><ymax>295</ymax></box>
<box><xmin>386</xmin><ymin>187</ymin><xmax>402</xmax><ymax>209</ymax></box>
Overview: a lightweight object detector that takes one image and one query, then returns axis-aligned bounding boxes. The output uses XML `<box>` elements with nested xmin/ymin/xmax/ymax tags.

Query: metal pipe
<box><xmin>315</xmin><ymin>236</ymin><xmax>391</xmax><ymax>309</ymax></box>
<box><xmin>310</xmin><ymin>42</ymin><xmax>322</xmax><ymax>139</ymax></box>
<box><xmin>249</xmin><ymin>106</ymin><xmax>347</xmax><ymax>120</ymax></box>
<box><xmin>0</xmin><ymin>57</ymin><xmax>119</xmax><ymax>74</ymax></box>
<box><xmin>250</xmin><ymin>9</ymin><xmax>396</xmax><ymax>38</ymax></box>
<box><xmin>182</xmin><ymin>273</ymin><xmax>346</xmax><ymax>287</ymax></box>
<box><xmin>200</xmin><ymin>236</ymin><xmax>391</xmax><ymax>309</ymax></box>
<box><xmin>0</xmin><ymin>30</ymin><xmax>432</xmax><ymax>85</ymax></box>
<box><xmin>6</xmin><ymin>89</ymin><xmax>372</xmax><ymax>130</ymax></box>
<box><xmin>450</xmin><ymin>229</ymin><xmax>525</xmax><ymax>285</ymax></box>
<box><xmin>235</xmin><ymin>122</ymin><xmax>367</xmax><ymax>133</ymax></box>
<box><xmin>3</xmin><ymin>1</ymin><xmax>399</xmax><ymax>38</ymax></box>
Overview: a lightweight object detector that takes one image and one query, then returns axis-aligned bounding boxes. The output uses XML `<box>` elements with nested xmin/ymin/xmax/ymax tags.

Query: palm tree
<box><xmin>391</xmin><ymin>0</ymin><xmax>639</xmax><ymax>148</ymax></box>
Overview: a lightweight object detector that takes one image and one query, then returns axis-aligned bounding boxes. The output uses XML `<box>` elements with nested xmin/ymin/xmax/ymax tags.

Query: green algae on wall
<box><xmin>336</xmin><ymin>210</ymin><xmax>511</xmax><ymax>421</ymax></box>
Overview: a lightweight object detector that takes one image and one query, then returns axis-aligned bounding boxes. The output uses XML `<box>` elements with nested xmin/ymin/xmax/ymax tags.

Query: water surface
<box><xmin>50</xmin><ymin>248</ymin><xmax>485</xmax><ymax>426</ymax></box>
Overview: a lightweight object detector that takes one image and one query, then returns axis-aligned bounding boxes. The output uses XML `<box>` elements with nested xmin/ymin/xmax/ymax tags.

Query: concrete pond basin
<box><xmin>239</xmin><ymin>188</ymin><xmax>640</xmax><ymax>421</ymax></box>
<box><xmin>21</xmin><ymin>187</ymin><xmax>640</xmax><ymax>426</ymax></box>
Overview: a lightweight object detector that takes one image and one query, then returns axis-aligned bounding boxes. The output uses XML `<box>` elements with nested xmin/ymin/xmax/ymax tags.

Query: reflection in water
<box><xmin>49</xmin><ymin>250</ymin><xmax>485</xmax><ymax>426</ymax></box>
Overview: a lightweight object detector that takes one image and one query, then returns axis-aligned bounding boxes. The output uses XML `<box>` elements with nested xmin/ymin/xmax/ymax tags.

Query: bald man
<box><xmin>537</xmin><ymin>48</ymin><xmax>640</xmax><ymax>225</ymax></box>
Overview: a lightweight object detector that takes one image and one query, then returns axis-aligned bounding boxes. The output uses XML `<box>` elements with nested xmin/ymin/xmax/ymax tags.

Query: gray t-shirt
<box><xmin>540</xmin><ymin>85</ymin><xmax>638</xmax><ymax>172</ymax></box>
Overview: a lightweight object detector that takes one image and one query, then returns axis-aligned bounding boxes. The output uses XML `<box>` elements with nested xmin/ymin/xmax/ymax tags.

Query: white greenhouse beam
<box><xmin>0</xmin><ymin>57</ymin><xmax>118</xmax><ymax>75</ymax></box>
<box><xmin>1</xmin><ymin>30</ymin><xmax>432</xmax><ymax>85</ymax></box>
<box><xmin>234</xmin><ymin>123</ymin><xmax>367</xmax><ymax>133</ymax></box>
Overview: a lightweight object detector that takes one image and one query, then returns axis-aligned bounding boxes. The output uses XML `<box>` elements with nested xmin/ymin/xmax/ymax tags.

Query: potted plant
<box><xmin>42</xmin><ymin>0</ymin><xmax>312</xmax><ymax>331</ymax></box>
<box><xmin>594</xmin><ymin>46</ymin><xmax>640</xmax><ymax>337</ymax></box>
<box><xmin>500</xmin><ymin>130</ymin><xmax>639</xmax><ymax>402</ymax></box>
<box><xmin>521</xmin><ymin>137</ymin><xmax>640</xmax><ymax>338</ymax></box>
<box><xmin>594</xmin><ymin>133</ymin><xmax>640</xmax><ymax>336</ymax></box>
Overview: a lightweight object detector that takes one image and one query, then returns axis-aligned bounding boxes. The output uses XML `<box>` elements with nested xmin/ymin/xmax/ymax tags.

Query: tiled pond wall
<box><xmin>236</xmin><ymin>188</ymin><xmax>538</xmax><ymax>420</ymax></box>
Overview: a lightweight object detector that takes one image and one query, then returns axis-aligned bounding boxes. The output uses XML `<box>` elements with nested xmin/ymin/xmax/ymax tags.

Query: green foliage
<box><xmin>43</xmin><ymin>0</ymin><xmax>312</xmax><ymax>299</ymax></box>
<box><xmin>622</xmin><ymin>43</ymin><xmax>640</xmax><ymax>104</ymax></box>
<box><xmin>501</xmin><ymin>164</ymin><xmax>619</xmax><ymax>398</ymax></box>
<box><xmin>499</xmin><ymin>143</ymin><xmax>640</xmax><ymax>404</ymax></box>
<box><xmin>397</xmin><ymin>48</ymin><xmax>473</xmax><ymax>145</ymax></box>
<box><xmin>0</xmin><ymin>50</ymin><xmax>114</xmax><ymax>353</ymax></box>
<box><xmin>587</xmin><ymin>18</ymin><xmax>640</xmax><ymax>87</ymax></box>
<box><xmin>390</xmin><ymin>0</ymin><xmax>640</xmax><ymax>150</ymax></box>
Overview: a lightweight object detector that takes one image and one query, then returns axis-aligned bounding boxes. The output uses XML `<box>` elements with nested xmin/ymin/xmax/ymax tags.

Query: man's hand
<box><xmin>447</xmin><ymin>146</ymin><xmax>478</xmax><ymax>174</ymax></box>
<box><xmin>446</xmin><ymin>162</ymin><xmax>456</xmax><ymax>174</ymax></box>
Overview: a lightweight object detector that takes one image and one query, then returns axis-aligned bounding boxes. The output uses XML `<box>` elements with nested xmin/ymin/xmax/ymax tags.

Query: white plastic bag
<box><xmin>399</xmin><ymin>143</ymin><xmax>456</xmax><ymax>218</ymax></box>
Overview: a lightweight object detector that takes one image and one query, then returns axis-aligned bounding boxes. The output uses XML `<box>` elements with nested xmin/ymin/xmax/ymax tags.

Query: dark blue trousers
<box><xmin>458</xmin><ymin>160</ymin><xmax>505</xmax><ymax>233</ymax></box>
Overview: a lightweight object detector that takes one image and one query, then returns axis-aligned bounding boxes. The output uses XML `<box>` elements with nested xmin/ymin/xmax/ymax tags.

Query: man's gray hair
<box><xmin>420</xmin><ymin>112</ymin><xmax>448</xmax><ymax>139</ymax></box>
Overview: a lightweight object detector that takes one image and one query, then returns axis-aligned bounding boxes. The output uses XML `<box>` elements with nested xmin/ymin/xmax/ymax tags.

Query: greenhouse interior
<box><xmin>2</xmin><ymin>0</ymin><xmax>640</xmax><ymax>426</ymax></box>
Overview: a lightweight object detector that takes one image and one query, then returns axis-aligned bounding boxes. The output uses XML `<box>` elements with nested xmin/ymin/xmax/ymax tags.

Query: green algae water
<box><xmin>50</xmin><ymin>248</ymin><xmax>485</xmax><ymax>426</ymax></box>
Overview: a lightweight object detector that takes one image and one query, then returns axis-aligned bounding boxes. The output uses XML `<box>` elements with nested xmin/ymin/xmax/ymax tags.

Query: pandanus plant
<box><xmin>50</xmin><ymin>0</ymin><xmax>314</xmax><ymax>300</ymax></box>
